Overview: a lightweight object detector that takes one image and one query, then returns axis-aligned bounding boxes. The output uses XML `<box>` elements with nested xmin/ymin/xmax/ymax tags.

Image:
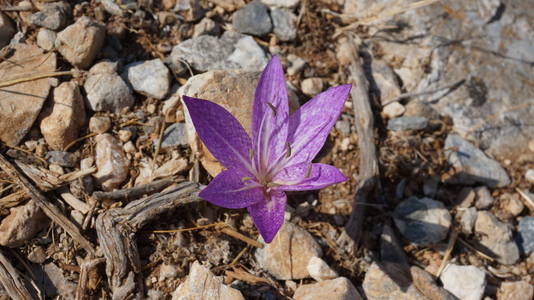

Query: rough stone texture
<box><xmin>179</xmin><ymin>70</ymin><xmax>299</xmax><ymax>176</ymax></box>
<box><xmin>93</xmin><ymin>134</ymin><xmax>130</xmax><ymax>191</ymax></box>
<box><xmin>294</xmin><ymin>277</ymin><xmax>362</xmax><ymax>300</ymax></box>
<box><xmin>475</xmin><ymin>186</ymin><xmax>494</xmax><ymax>209</ymax></box>
<box><xmin>232</xmin><ymin>1</ymin><xmax>272</xmax><ymax>36</ymax></box>
<box><xmin>0</xmin><ymin>12</ymin><xmax>16</xmax><ymax>48</ymax></box>
<box><xmin>37</xmin><ymin>28</ymin><xmax>57</xmax><ymax>51</ymax></box>
<box><xmin>517</xmin><ymin>216</ymin><xmax>534</xmax><ymax>255</ymax></box>
<box><xmin>271</xmin><ymin>8</ymin><xmax>297</xmax><ymax>41</ymax></box>
<box><xmin>363</xmin><ymin>0</ymin><xmax>534</xmax><ymax>161</ymax></box>
<box><xmin>42</xmin><ymin>263</ymin><xmax>77</xmax><ymax>298</ymax></box>
<box><xmin>56</xmin><ymin>16</ymin><xmax>105</xmax><ymax>69</ymax></box>
<box><xmin>28</xmin><ymin>1</ymin><xmax>71</xmax><ymax>30</ymax></box>
<box><xmin>387</xmin><ymin>116</ymin><xmax>428</xmax><ymax>131</ymax></box>
<box><xmin>84</xmin><ymin>61</ymin><xmax>135</xmax><ymax>112</ymax></box>
<box><xmin>371</xmin><ymin>60</ymin><xmax>402</xmax><ymax>104</ymax></box>
<box><xmin>193</xmin><ymin>17</ymin><xmax>221</xmax><ymax>37</ymax></box>
<box><xmin>122</xmin><ymin>59</ymin><xmax>170</xmax><ymax>100</ymax></box>
<box><xmin>172</xmin><ymin>261</ymin><xmax>244</xmax><ymax>300</ymax></box>
<box><xmin>393</xmin><ymin>197</ymin><xmax>451</xmax><ymax>245</ymax></box>
<box><xmin>458</xmin><ymin>207</ymin><xmax>477</xmax><ymax>235</ymax></box>
<box><xmin>301</xmin><ymin>77</ymin><xmax>323</xmax><ymax>96</ymax></box>
<box><xmin>40</xmin><ymin>81</ymin><xmax>85</xmax><ymax>150</ymax></box>
<box><xmin>45</xmin><ymin>151</ymin><xmax>76</xmax><ymax>167</ymax></box>
<box><xmin>160</xmin><ymin>123</ymin><xmax>188</xmax><ymax>148</ymax></box>
<box><xmin>89</xmin><ymin>116</ymin><xmax>112</xmax><ymax>134</ymax></box>
<box><xmin>497</xmin><ymin>281</ymin><xmax>534</xmax><ymax>300</ymax></box>
<box><xmin>445</xmin><ymin>134</ymin><xmax>510</xmax><ymax>188</ymax></box>
<box><xmin>474</xmin><ymin>211</ymin><xmax>519</xmax><ymax>265</ymax></box>
<box><xmin>174</xmin><ymin>0</ymin><xmax>204</xmax><ymax>22</ymax></box>
<box><xmin>255</xmin><ymin>222</ymin><xmax>322</xmax><ymax>280</ymax></box>
<box><xmin>382</xmin><ymin>102</ymin><xmax>405</xmax><ymax>119</ymax></box>
<box><xmin>261</xmin><ymin>0</ymin><xmax>300</xmax><ymax>8</ymax></box>
<box><xmin>0</xmin><ymin>201</ymin><xmax>49</xmax><ymax>247</ymax></box>
<box><xmin>0</xmin><ymin>44</ymin><xmax>57</xmax><ymax>146</ymax></box>
<box><xmin>170</xmin><ymin>31</ymin><xmax>267</xmax><ymax>72</ymax></box>
<box><xmin>362</xmin><ymin>262</ymin><xmax>426</xmax><ymax>300</ymax></box>
<box><xmin>440</xmin><ymin>264</ymin><xmax>486</xmax><ymax>300</ymax></box>
<box><xmin>306</xmin><ymin>256</ymin><xmax>338</xmax><ymax>282</ymax></box>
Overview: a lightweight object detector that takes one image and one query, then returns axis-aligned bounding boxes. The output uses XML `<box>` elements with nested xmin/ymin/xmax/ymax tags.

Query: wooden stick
<box><xmin>75</xmin><ymin>258</ymin><xmax>105</xmax><ymax>300</ymax></box>
<box><xmin>0</xmin><ymin>153</ymin><xmax>95</xmax><ymax>255</ymax></box>
<box><xmin>339</xmin><ymin>36</ymin><xmax>380</xmax><ymax>249</ymax></box>
<box><xmin>92</xmin><ymin>178</ymin><xmax>175</xmax><ymax>202</ymax></box>
<box><xmin>0</xmin><ymin>250</ymin><xmax>32</xmax><ymax>300</ymax></box>
<box><xmin>435</xmin><ymin>230</ymin><xmax>458</xmax><ymax>277</ymax></box>
<box><xmin>220</xmin><ymin>227</ymin><xmax>264</xmax><ymax>249</ymax></box>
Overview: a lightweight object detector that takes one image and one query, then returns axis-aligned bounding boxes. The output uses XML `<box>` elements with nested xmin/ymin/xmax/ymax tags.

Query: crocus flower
<box><xmin>183</xmin><ymin>56</ymin><xmax>351</xmax><ymax>243</ymax></box>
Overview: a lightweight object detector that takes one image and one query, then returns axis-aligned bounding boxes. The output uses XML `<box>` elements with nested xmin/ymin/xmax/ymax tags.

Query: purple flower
<box><xmin>183</xmin><ymin>56</ymin><xmax>351</xmax><ymax>243</ymax></box>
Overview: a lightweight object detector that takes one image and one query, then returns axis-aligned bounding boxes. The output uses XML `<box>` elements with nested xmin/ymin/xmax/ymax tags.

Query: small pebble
<box><xmin>89</xmin><ymin>116</ymin><xmax>111</xmax><ymax>134</ymax></box>
<box><xmin>45</xmin><ymin>151</ymin><xmax>77</xmax><ymax>168</ymax></box>
<box><xmin>387</xmin><ymin>116</ymin><xmax>428</xmax><ymax>131</ymax></box>
<box><xmin>517</xmin><ymin>216</ymin><xmax>534</xmax><ymax>255</ymax></box>
<box><xmin>232</xmin><ymin>0</ymin><xmax>272</xmax><ymax>36</ymax></box>
<box><xmin>118</xmin><ymin>130</ymin><xmax>132</xmax><ymax>142</ymax></box>
<box><xmin>475</xmin><ymin>186</ymin><xmax>494</xmax><ymax>209</ymax></box>
<box><xmin>301</xmin><ymin>77</ymin><xmax>323</xmax><ymax>96</ymax></box>
<box><xmin>525</xmin><ymin>169</ymin><xmax>534</xmax><ymax>183</ymax></box>
<box><xmin>383</xmin><ymin>102</ymin><xmax>406</xmax><ymax>119</ymax></box>
<box><xmin>440</xmin><ymin>264</ymin><xmax>486</xmax><ymax>300</ymax></box>
<box><xmin>49</xmin><ymin>164</ymin><xmax>64</xmax><ymax>175</ymax></box>
<box><xmin>307</xmin><ymin>256</ymin><xmax>338</xmax><ymax>281</ymax></box>
<box><xmin>36</xmin><ymin>28</ymin><xmax>56</xmax><ymax>51</ymax></box>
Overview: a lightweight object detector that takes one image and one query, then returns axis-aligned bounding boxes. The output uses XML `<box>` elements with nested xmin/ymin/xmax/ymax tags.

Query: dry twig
<box><xmin>0</xmin><ymin>250</ymin><xmax>32</xmax><ymax>300</ymax></box>
<box><xmin>92</xmin><ymin>178</ymin><xmax>175</xmax><ymax>202</ymax></box>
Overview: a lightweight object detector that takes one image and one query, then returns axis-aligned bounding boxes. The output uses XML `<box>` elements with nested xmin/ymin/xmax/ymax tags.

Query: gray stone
<box><xmin>517</xmin><ymin>216</ymin><xmax>534</xmax><ymax>255</ymax></box>
<box><xmin>306</xmin><ymin>256</ymin><xmax>338</xmax><ymax>282</ymax></box>
<box><xmin>261</xmin><ymin>0</ymin><xmax>300</xmax><ymax>8</ymax></box>
<box><xmin>362</xmin><ymin>262</ymin><xmax>426</xmax><ymax>300</ymax></box>
<box><xmin>498</xmin><ymin>281</ymin><xmax>534</xmax><ymax>300</ymax></box>
<box><xmin>28</xmin><ymin>2</ymin><xmax>71</xmax><ymax>30</ymax></box>
<box><xmin>84</xmin><ymin>61</ymin><xmax>135</xmax><ymax>112</ymax></box>
<box><xmin>393</xmin><ymin>197</ymin><xmax>451</xmax><ymax>245</ymax></box>
<box><xmin>371</xmin><ymin>60</ymin><xmax>402</xmax><ymax>104</ymax></box>
<box><xmin>170</xmin><ymin>31</ymin><xmax>267</xmax><ymax>72</ymax></box>
<box><xmin>174</xmin><ymin>0</ymin><xmax>204</xmax><ymax>22</ymax></box>
<box><xmin>294</xmin><ymin>277</ymin><xmax>362</xmax><ymax>300</ymax></box>
<box><xmin>475</xmin><ymin>211</ymin><xmax>519</xmax><ymax>265</ymax></box>
<box><xmin>0</xmin><ymin>12</ymin><xmax>16</xmax><ymax>48</ymax></box>
<box><xmin>232</xmin><ymin>1</ymin><xmax>272</xmax><ymax>36</ymax></box>
<box><xmin>445</xmin><ymin>134</ymin><xmax>510</xmax><ymax>188</ymax></box>
<box><xmin>55</xmin><ymin>16</ymin><xmax>105</xmax><ymax>69</ymax></box>
<box><xmin>37</xmin><ymin>28</ymin><xmax>57</xmax><ymax>51</ymax></box>
<box><xmin>287</xmin><ymin>54</ymin><xmax>306</xmax><ymax>76</ymax></box>
<box><xmin>271</xmin><ymin>8</ymin><xmax>297</xmax><ymax>41</ymax></box>
<box><xmin>101</xmin><ymin>0</ymin><xmax>124</xmax><ymax>16</ymax></box>
<box><xmin>123</xmin><ymin>59</ymin><xmax>170</xmax><ymax>100</ymax></box>
<box><xmin>440</xmin><ymin>264</ymin><xmax>486</xmax><ymax>300</ymax></box>
<box><xmin>387</xmin><ymin>116</ymin><xmax>428</xmax><ymax>131</ymax></box>
<box><xmin>45</xmin><ymin>151</ymin><xmax>76</xmax><ymax>168</ymax></box>
<box><xmin>458</xmin><ymin>207</ymin><xmax>477</xmax><ymax>235</ymax></box>
<box><xmin>43</xmin><ymin>263</ymin><xmax>76</xmax><ymax>298</ymax></box>
<box><xmin>475</xmin><ymin>186</ymin><xmax>494</xmax><ymax>209</ymax></box>
<box><xmin>160</xmin><ymin>123</ymin><xmax>188</xmax><ymax>148</ymax></box>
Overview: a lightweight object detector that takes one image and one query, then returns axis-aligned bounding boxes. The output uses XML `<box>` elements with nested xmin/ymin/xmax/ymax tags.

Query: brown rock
<box><xmin>255</xmin><ymin>222</ymin><xmax>322</xmax><ymax>280</ymax></box>
<box><xmin>40</xmin><ymin>81</ymin><xmax>86</xmax><ymax>150</ymax></box>
<box><xmin>55</xmin><ymin>16</ymin><xmax>105</xmax><ymax>69</ymax></box>
<box><xmin>179</xmin><ymin>70</ymin><xmax>299</xmax><ymax>176</ymax></box>
<box><xmin>93</xmin><ymin>134</ymin><xmax>129</xmax><ymax>191</ymax></box>
<box><xmin>497</xmin><ymin>281</ymin><xmax>534</xmax><ymax>300</ymax></box>
<box><xmin>294</xmin><ymin>277</ymin><xmax>362</xmax><ymax>300</ymax></box>
<box><xmin>0</xmin><ymin>200</ymin><xmax>49</xmax><ymax>247</ymax></box>
<box><xmin>0</xmin><ymin>44</ymin><xmax>57</xmax><ymax>146</ymax></box>
<box><xmin>172</xmin><ymin>261</ymin><xmax>244</xmax><ymax>300</ymax></box>
<box><xmin>362</xmin><ymin>263</ymin><xmax>426</xmax><ymax>300</ymax></box>
<box><xmin>89</xmin><ymin>116</ymin><xmax>111</xmax><ymax>134</ymax></box>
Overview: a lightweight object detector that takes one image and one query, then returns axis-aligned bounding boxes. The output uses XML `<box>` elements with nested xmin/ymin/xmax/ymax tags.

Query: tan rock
<box><xmin>497</xmin><ymin>281</ymin><xmax>534</xmax><ymax>300</ymax></box>
<box><xmin>179</xmin><ymin>70</ymin><xmax>299</xmax><ymax>176</ymax></box>
<box><xmin>301</xmin><ymin>77</ymin><xmax>324</xmax><ymax>96</ymax></box>
<box><xmin>307</xmin><ymin>256</ymin><xmax>338</xmax><ymax>282</ymax></box>
<box><xmin>89</xmin><ymin>116</ymin><xmax>111</xmax><ymax>134</ymax></box>
<box><xmin>382</xmin><ymin>102</ymin><xmax>405</xmax><ymax>119</ymax></box>
<box><xmin>93</xmin><ymin>134</ymin><xmax>129</xmax><ymax>191</ymax></box>
<box><xmin>40</xmin><ymin>81</ymin><xmax>85</xmax><ymax>150</ymax></box>
<box><xmin>362</xmin><ymin>262</ymin><xmax>426</xmax><ymax>300</ymax></box>
<box><xmin>172</xmin><ymin>261</ymin><xmax>244</xmax><ymax>300</ymax></box>
<box><xmin>55</xmin><ymin>16</ymin><xmax>105</xmax><ymax>69</ymax></box>
<box><xmin>255</xmin><ymin>222</ymin><xmax>322</xmax><ymax>280</ymax></box>
<box><xmin>475</xmin><ymin>211</ymin><xmax>519</xmax><ymax>265</ymax></box>
<box><xmin>0</xmin><ymin>200</ymin><xmax>49</xmax><ymax>247</ymax></box>
<box><xmin>294</xmin><ymin>277</ymin><xmax>362</xmax><ymax>300</ymax></box>
<box><xmin>0</xmin><ymin>44</ymin><xmax>57</xmax><ymax>146</ymax></box>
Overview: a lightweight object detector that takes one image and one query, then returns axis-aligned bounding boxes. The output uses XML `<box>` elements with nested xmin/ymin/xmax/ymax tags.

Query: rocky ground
<box><xmin>0</xmin><ymin>0</ymin><xmax>533</xmax><ymax>299</ymax></box>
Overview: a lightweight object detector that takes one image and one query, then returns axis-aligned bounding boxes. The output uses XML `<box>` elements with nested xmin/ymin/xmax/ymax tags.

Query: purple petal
<box><xmin>183</xmin><ymin>96</ymin><xmax>254</xmax><ymax>173</ymax></box>
<box><xmin>273</xmin><ymin>163</ymin><xmax>348</xmax><ymax>191</ymax></box>
<box><xmin>199</xmin><ymin>169</ymin><xmax>265</xmax><ymax>209</ymax></box>
<box><xmin>285</xmin><ymin>85</ymin><xmax>351</xmax><ymax>166</ymax></box>
<box><xmin>247</xmin><ymin>191</ymin><xmax>287</xmax><ymax>243</ymax></box>
<box><xmin>251</xmin><ymin>56</ymin><xmax>289</xmax><ymax>170</ymax></box>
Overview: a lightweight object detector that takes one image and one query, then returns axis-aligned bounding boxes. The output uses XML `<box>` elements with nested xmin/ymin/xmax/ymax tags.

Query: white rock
<box><xmin>294</xmin><ymin>277</ymin><xmax>362</xmax><ymax>300</ymax></box>
<box><xmin>226</xmin><ymin>35</ymin><xmax>268</xmax><ymax>71</ymax></box>
<box><xmin>306</xmin><ymin>256</ymin><xmax>338</xmax><ymax>281</ymax></box>
<box><xmin>93</xmin><ymin>134</ymin><xmax>130</xmax><ymax>191</ymax></box>
<box><xmin>301</xmin><ymin>78</ymin><xmax>323</xmax><ymax>96</ymax></box>
<box><xmin>498</xmin><ymin>281</ymin><xmax>534</xmax><ymax>300</ymax></box>
<box><xmin>440</xmin><ymin>264</ymin><xmax>486</xmax><ymax>300</ymax></box>
<box><xmin>159</xmin><ymin>264</ymin><xmax>177</xmax><ymax>281</ymax></box>
<box><xmin>85</xmin><ymin>61</ymin><xmax>135</xmax><ymax>112</ymax></box>
<box><xmin>172</xmin><ymin>261</ymin><xmax>244</xmax><ymax>300</ymax></box>
<box><xmin>37</xmin><ymin>28</ymin><xmax>56</xmax><ymax>51</ymax></box>
<box><xmin>383</xmin><ymin>102</ymin><xmax>405</xmax><ymax>119</ymax></box>
<box><xmin>123</xmin><ymin>59</ymin><xmax>171</xmax><ymax>100</ymax></box>
<box><xmin>525</xmin><ymin>169</ymin><xmax>534</xmax><ymax>183</ymax></box>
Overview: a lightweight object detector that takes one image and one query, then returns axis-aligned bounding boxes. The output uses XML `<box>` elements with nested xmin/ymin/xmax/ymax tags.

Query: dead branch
<box><xmin>75</xmin><ymin>258</ymin><xmax>105</xmax><ymax>300</ymax></box>
<box><xmin>91</xmin><ymin>178</ymin><xmax>175</xmax><ymax>202</ymax></box>
<box><xmin>0</xmin><ymin>250</ymin><xmax>32</xmax><ymax>300</ymax></box>
<box><xmin>0</xmin><ymin>153</ymin><xmax>95</xmax><ymax>256</ymax></box>
<box><xmin>95</xmin><ymin>181</ymin><xmax>201</xmax><ymax>299</ymax></box>
<box><xmin>338</xmin><ymin>37</ymin><xmax>380</xmax><ymax>249</ymax></box>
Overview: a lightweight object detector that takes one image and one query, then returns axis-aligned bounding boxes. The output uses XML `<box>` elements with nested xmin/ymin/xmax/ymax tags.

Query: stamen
<box><xmin>241</xmin><ymin>176</ymin><xmax>253</xmax><ymax>182</ymax></box>
<box><xmin>286</xmin><ymin>142</ymin><xmax>291</xmax><ymax>158</ymax></box>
